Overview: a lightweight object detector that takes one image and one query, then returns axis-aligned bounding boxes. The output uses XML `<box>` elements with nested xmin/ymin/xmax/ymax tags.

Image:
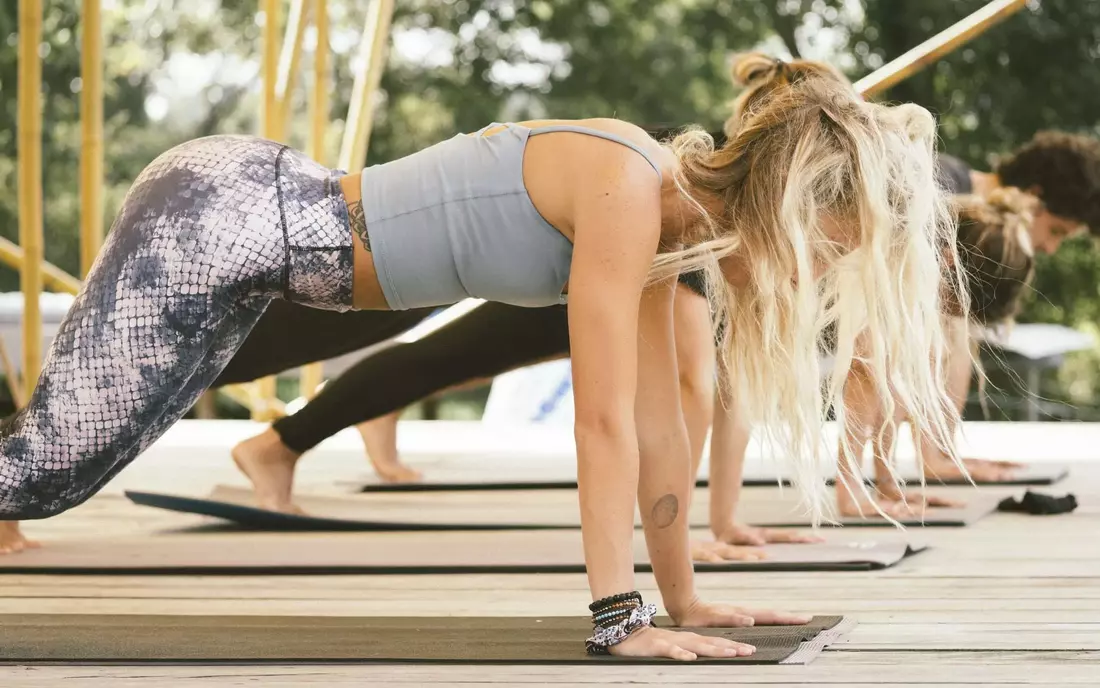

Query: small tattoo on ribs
<box><xmin>651</xmin><ymin>494</ymin><xmax>679</xmax><ymax>529</ymax></box>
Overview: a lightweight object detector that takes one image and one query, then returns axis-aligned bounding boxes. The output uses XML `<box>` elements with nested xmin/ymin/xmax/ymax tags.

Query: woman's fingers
<box><xmin>656</xmin><ymin>640</ymin><xmax>697</xmax><ymax>661</ymax></box>
<box><xmin>897</xmin><ymin>492</ymin><xmax>963</xmax><ymax>509</ymax></box>
<box><xmin>966</xmin><ymin>458</ymin><xmax>1025</xmax><ymax>470</ymax></box>
<box><xmin>736</xmin><ymin>607</ymin><xmax>814</xmax><ymax>625</ymax></box>
<box><xmin>691</xmin><ymin>540</ymin><xmax>768</xmax><ymax>562</ymax></box>
<box><xmin>762</xmin><ymin>527</ymin><xmax>824</xmax><ymax>544</ymax></box>
<box><xmin>705</xmin><ymin>608</ymin><xmax>757</xmax><ymax>627</ymax></box>
<box><xmin>715</xmin><ymin>543</ymin><xmax>767</xmax><ymax>561</ymax></box>
<box><xmin>611</xmin><ymin>628</ymin><xmax>755</xmax><ymax>661</ymax></box>
<box><xmin>682</xmin><ymin>634</ymin><xmax>756</xmax><ymax>658</ymax></box>
<box><xmin>923</xmin><ymin>494</ymin><xmax>965</xmax><ymax>508</ymax></box>
<box><xmin>728</xmin><ymin>525</ymin><xmax>767</xmax><ymax>546</ymax></box>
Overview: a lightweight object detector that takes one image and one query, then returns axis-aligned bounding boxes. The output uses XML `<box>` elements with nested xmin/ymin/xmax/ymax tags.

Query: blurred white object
<box><xmin>977</xmin><ymin>322</ymin><xmax>1094</xmax><ymax>360</ymax></box>
<box><xmin>0</xmin><ymin>292</ymin><xmax>77</xmax><ymax>376</ymax></box>
<box><xmin>482</xmin><ymin>359</ymin><xmax>574</xmax><ymax>426</ymax></box>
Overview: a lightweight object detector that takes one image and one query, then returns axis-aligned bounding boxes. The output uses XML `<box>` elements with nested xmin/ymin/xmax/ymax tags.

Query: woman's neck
<box><xmin>970</xmin><ymin>170</ymin><xmax>1002</xmax><ymax>198</ymax></box>
<box><xmin>661</xmin><ymin>182</ymin><xmax>720</xmax><ymax>246</ymax></box>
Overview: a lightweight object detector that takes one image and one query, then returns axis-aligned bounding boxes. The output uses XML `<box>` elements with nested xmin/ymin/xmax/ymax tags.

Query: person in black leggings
<box><xmin>257</xmin><ymin>300</ymin><xmax>571</xmax><ymax>478</ymax></box>
<box><xmin>212</xmin><ymin>300</ymin><xmax>436</xmax><ymax>387</ymax></box>
<box><xmin>225</xmin><ymin>273</ymin><xmax>703</xmax><ymax>497</ymax></box>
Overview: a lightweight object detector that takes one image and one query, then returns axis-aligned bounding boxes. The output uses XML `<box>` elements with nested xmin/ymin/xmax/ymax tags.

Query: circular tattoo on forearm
<box><xmin>651</xmin><ymin>494</ymin><xmax>679</xmax><ymax>529</ymax></box>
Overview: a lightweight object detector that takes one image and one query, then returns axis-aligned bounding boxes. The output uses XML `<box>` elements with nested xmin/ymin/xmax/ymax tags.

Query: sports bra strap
<box><xmin>527</xmin><ymin>124</ymin><xmax>663</xmax><ymax>182</ymax></box>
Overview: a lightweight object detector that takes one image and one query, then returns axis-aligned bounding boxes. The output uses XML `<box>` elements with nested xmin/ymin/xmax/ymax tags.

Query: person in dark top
<box><xmin>938</xmin><ymin>131</ymin><xmax>1100</xmax><ymax>253</ymax></box>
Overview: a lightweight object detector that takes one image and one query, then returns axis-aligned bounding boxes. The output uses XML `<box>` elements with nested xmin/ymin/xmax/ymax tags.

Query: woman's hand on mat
<box><xmin>0</xmin><ymin>521</ymin><xmax>40</xmax><ymax>555</ymax></box>
<box><xmin>610</xmin><ymin>626</ymin><xmax>757</xmax><ymax>661</ymax></box>
<box><xmin>922</xmin><ymin>456</ymin><xmax>1022</xmax><ymax>483</ymax></box>
<box><xmin>713</xmin><ymin>522</ymin><xmax>824</xmax><ymax>546</ymax></box>
<box><xmin>837</xmin><ymin>490</ymin><xmax>962</xmax><ymax>518</ymax></box>
<box><xmin>670</xmin><ymin>597</ymin><xmax>812</xmax><ymax>628</ymax></box>
<box><xmin>889</xmin><ymin>491</ymin><xmax>964</xmax><ymax>509</ymax></box>
<box><xmin>690</xmin><ymin>539</ymin><xmax>767</xmax><ymax>562</ymax></box>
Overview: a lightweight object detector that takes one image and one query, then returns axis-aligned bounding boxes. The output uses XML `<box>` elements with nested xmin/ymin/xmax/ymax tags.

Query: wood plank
<box><xmin>5</xmin><ymin>573</ymin><xmax>1097</xmax><ymax>596</ymax></box>
<box><xmin>4</xmin><ymin>587</ymin><xmax>1098</xmax><ymax>611</ymax></box>
<box><xmin>2</xmin><ymin>652</ymin><xmax>1099</xmax><ymax>684</ymax></box>
<box><xmin>0</xmin><ymin>597</ymin><xmax>1097</xmax><ymax>622</ymax></box>
<box><xmin>1</xmin><ymin>441</ymin><xmax>1097</xmax><ymax>685</ymax></box>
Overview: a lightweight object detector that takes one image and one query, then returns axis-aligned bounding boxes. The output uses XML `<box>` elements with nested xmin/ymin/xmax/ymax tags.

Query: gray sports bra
<box><xmin>358</xmin><ymin>122</ymin><xmax>663</xmax><ymax>310</ymax></box>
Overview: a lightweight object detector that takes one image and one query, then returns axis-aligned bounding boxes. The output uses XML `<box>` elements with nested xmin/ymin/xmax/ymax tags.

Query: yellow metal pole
<box><xmin>0</xmin><ymin>237</ymin><xmax>82</xmax><ymax>295</ymax></box>
<box><xmin>222</xmin><ymin>384</ymin><xmax>285</xmax><ymax>416</ymax></box>
<box><xmin>253</xmin><ymin>0</ymin><xmax>282</xmax><ymax>421</ymax></box>
<box><xmin>79</xmin><ymin>0</ymin><xmax>104</xmax><ymax>277</ymax></box>
<box><xmin>275</xmin><ymin>0</ymin><xmax>310</xmax><ymax>137</ymax></box>
<box><xmin>854</xmin><ymin>0</ymin><xmax>1029</xmax><ymax>97</ymax></box>
<box><xmin>309</xmin><ymin>0</ymin><xmax>329</xmax><ymax>164</ymax></box>
<box><xmin>297</xmin><ymin>0</ymin><xmax>329</xmax><ymax>401</ymax></box>
<box><xmin>261</xmin><ymin>0</ymin><xmax>281</xmax><ymax>141</ymax></box>
<box><xmin>338</xmin><ymin>0</ymin><xmax>396</xmax><ymax>171</ymax></box>
<box><xmin>18</xmin><ymin>0</ymin><xmax>44</xmax><ymax>402</ymax></box>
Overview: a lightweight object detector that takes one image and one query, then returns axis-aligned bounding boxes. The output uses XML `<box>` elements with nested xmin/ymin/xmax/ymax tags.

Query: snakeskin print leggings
<box><xmin>0</xmin><ymin>135</ymin><xmax>354</xmax><ymax>519</ymax></box>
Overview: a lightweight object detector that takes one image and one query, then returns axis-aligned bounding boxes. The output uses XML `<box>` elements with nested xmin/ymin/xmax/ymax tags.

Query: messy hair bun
<box><xmin>952</xmin><ymin>188</ymin><xmax>1038</xmax><ymax>326</ymax></box>
<box><xmin>731</xmin><ymin>52</ymin><xmax>784</xmax><ymax>88</ymax></box>
<box><xmin>724</xmin><ymin>52</ymin><xmax>853</xmax><ymax>137</ymax></box>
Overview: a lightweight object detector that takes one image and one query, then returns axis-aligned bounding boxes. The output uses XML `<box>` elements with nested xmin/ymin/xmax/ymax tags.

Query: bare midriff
<box><xmin>340</xmin><ymin>172</ymin><xmax>390</xmax><ymax>310</ymax></box>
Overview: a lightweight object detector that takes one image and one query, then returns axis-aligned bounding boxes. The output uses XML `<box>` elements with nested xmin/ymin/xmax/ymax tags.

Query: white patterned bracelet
<box><xmin>585</xmin><ymin>603</ymin><xmax>659</xmax><ymax>655</ymax></box>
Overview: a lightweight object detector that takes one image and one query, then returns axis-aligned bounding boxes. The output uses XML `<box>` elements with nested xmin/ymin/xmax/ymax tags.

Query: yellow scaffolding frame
<box><xmin>298</xmin><ymin>0</ymin><xmax>331</xmax><ymax>401</ymax></box>
<box><xmin>276</xmin><ymin>0</ymin><xmax>311</xmax><ymax>138</ymax></box>
<box><xmin>249</xmin><ymin>0</ymin><xmax>284</xmax><ymax>421</ymax></box>
<box><xmin>338</xmin><ymin>0</ymin><xmax>396</xmax><ymax>172</ymax></box>
<box><xmin>855</xmin><ymin>0</ymin><xmax>1028</xmax><ymax>97</ymax></box>
<box><xmin>17</xmin><ymin>0</ymin><xmax>44</xmax><ymax>403</ymax></box>
<box><xmin>80</xmin><ymin>0</ymin><xmax>104</xmax><ymax>277</ymax></box>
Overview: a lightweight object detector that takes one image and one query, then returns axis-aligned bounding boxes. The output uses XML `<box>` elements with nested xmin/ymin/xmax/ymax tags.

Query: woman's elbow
<box><xmin>574</xmin><ymin>408</ymin><xmax>635</xmax><ymax>445</ymax></box>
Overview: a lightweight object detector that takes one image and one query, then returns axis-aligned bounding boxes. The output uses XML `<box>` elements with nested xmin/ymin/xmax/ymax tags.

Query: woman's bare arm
<box><xmin>567</xmin><ymin>148</ymin><xmax>662</xmax><ymax>601</ymax></box>
<box><xmin>634</xmin><ymin>275</ymin><xmax>697</xmax><ymax>615</ymax></box>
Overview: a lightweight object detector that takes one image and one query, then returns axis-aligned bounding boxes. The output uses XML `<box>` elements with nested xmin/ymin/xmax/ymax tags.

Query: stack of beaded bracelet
<box><xmin>585</xmin><ymin>591</ymin><xmax>658</xmax><ymax>655</ymax></box>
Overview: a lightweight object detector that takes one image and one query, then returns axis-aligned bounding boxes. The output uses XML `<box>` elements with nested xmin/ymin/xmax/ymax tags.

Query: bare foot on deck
<box><xmin>0</xmin><ymin>521</ymin><xmax>40</xmax><ymax>554</ymax></box>
<box><xmin>231</xmin><ymin>428</ymin><xmax>305</xmax><ymax>514</ymax></box>
<box><xmin>356</xmin><ymin>412</ymin><xmax>423</xmax><ymax>483</ymax></box>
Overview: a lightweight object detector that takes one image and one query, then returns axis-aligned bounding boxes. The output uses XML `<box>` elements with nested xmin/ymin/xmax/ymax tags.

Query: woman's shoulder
<box><xmin>579</xmin><ymin>118</ymin><xmax>665</xmax><ymax>149</ymax></box>
<box><xmin>568</xmin><ymin>118</ymin><xmax>676</xmax><ymax>180</ymax></box>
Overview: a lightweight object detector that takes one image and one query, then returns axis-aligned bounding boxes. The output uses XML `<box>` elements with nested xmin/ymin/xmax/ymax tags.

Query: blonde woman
<box><xmin>0</xmin><ymin>52</ymin><xmax>960</xmax><ymax>659</ymax></box>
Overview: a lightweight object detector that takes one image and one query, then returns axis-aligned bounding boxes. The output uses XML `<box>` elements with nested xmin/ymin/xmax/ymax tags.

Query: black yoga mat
<box><xmin>0</xmin><ymin>530</ymin><xmax>925</xmax><ymax>575</ymax></box>
<box><xmin>126</xmin><ymin>485</ymin><xmax>1002</xmax><ymax>531</ymax></box>
<box><xmin>0</xmin><ymin>614</ymin><xmax>850</xmax><ymax>664</ymax></box>
<box><xmin>743</xmin><ymin>464</ymin><xmax>1070</xmax><ymax>489</ymax></box>
<box><xmin>353</xmin><ymin>464</ymin><xmax>1068</xmax><ymax>492</ymax></box>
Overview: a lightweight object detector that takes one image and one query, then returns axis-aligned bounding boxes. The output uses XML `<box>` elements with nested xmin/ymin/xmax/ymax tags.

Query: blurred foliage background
<box><xmin>1</xmin><ymin>0</ymin><xmax>1099</xmax><ymax>420</ymax></box>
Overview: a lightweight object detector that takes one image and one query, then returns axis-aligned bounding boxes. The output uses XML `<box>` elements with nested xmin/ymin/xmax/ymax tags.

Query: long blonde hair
<box><xmin>654</xmin><ymin>53</ymin><xmax>965</xmax><ymax>522</ymax></box>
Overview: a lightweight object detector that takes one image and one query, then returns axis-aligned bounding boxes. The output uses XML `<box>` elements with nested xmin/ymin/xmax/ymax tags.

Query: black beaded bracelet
<box><xmin>589</xmin><ymin>591</ymin><xmax>642</xmax><ymax>614</ymax></box>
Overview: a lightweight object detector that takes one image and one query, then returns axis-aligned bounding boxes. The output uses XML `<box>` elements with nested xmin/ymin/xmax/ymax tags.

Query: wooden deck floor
<box><xmin>1</xmin><ymin>454</ymin><xmax>1098</xmax><ymax>686</ymax></box>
